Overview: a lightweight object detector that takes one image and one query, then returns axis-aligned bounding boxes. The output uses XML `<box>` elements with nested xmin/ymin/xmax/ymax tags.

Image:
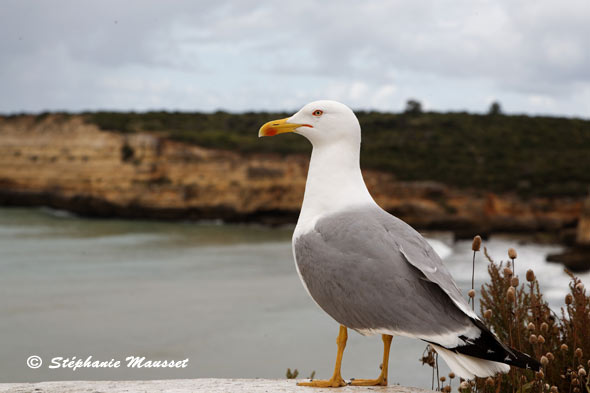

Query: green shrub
<box><xmin>82</xmin><ymin>110</ymin><xmax>590</xmax><ymax>198</ymax></box>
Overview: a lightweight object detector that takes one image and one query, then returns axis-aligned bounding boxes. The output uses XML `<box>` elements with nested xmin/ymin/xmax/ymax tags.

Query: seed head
<box><xmin>541</xmin><ymin>356</ymin><xmax>549</xmax><ymax>366</ymax></box>
<box><xmin>511</xmin><ymin>277</ymin><xmax>519</xmax><ymax>287</ymax></box>
<box><xmin>449</xmin><ymin>372</ymin><xmax>455</xmax><ymax>379</ymax></box>
<box><xmin>503</xmin><ymin>267</ymin><xmax>513</xmax><ymax>277</ymax></box>
<box><xmin>440</xmin><ymin>376</ymin><xmax>446</xmax><ymax>382</ymax></box>
<box><xmin>443</xmin><ymin>386</ymin><xmax>452</xmax><ymax>393</ymax></box>
<box><xmin>561</xmin><ymin>344</ymin><xmax>569</xmax><ymax>352</ymax></box>
<box><xmin>468</xmin><ymin>289</ymin><xmax>475</xmax><ymax>298</ymax></box>
<box><xmin>484</xmin><ymin>309</ymin><xmax>492</xmax><ymax>319</ymax></box>
<box><xmin>545</xmin><ymin>384</ymin><xmax>550</xmax><ymax>391</ymax></box>
<box><xmin>526</xmin><ymin>269</ymin><xmax>535</xmax><ymax>282</ymax></box>
<box><xmin>566</xmin><ymin>294</ymin><xmax>573</xmax><ymax>305</ymax></box>
<box><xmin>485</xmin><ymin>377</ymin><xmax>494</xmax><ymax>386</ymax></box>
<box><xmin>550</xmin><ymin>386</ymin><xmax>558</xmax><ymax>393</ymax></box>
<box><xmin>460</xmin><ymin>381</ymin><xmax>469</xmax><ymax>390</ymax></box>
<box><xmin>576</xmin><ymin>283</ymin><xmax>584</xmax><ymax>292</ymax></box>
<box><xmin>541</xmin><ymin>322</ymin><xmax>549</xmax><ymax>332</ymax></box>
<box><xmin>546</xmin><ymin>352</ymin><xmax>554</xmax><ymax>361</ymax></box>
<box><xmin>528</xmin><ymin>322</ymin><xmax>536</xmax><ymax>331</ymax></box>
<box><xmin>538</xmin><ymin>335</ymin><xmax>545</xmax><ymax>344</ymax></box>
<box><xmin>572</xmin><ymin>378</ymin><xmax>580</xmax><ymax>386</ymax></box>
<box><xmin>529</xmin><ymin>334</ymin><xmax>538</xmax><ymax>344</ymax></box>
<box><xmin>575</xmin><ymin>348</ymin><xmax>583</xmax><ymax>358</ymax></box>
<box><xmin>508</xmin><ymin>248</ymin><xmax>517</xmax><ymax>259</ymax></box>
<box><xmin>536</xmin><ymin>370</ymin><xmax>545</xmax><ymax>379</ymax></box>
<box><xmin>507</xmin><ymin>286</ymin><xmax>516</xmax><ymax>302</ymax></box>
<box><xmin>579</xmin><ymin>368</ymin><xmax>586</xmax><ymax>377</ymax></box>
<box><xmin>472</xmin><ymin>235</ymin><xmax>482</xmax><ymax>251</ymax></box>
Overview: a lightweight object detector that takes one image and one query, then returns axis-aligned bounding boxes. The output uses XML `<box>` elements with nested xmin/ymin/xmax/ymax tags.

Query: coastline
<box><xmin>0</xmin><ymin>114</ymin><xmax>583</xmax><ymax>237</ymax></box>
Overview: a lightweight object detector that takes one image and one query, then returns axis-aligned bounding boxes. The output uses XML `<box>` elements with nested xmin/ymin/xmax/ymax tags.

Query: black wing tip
<box><xmin>508</xmin><ymin>350</ymin><xmax>542</xmax><ymax>371</ymax></box>
<box><xmin>446</xmin><ymin>319</ymin><xmax>542</xmax><ymax>372</ymax></box>
<box><xmin>445</xmin><ymin>339</ymin><xmax>541</xmax><ymax>372</ymax></box>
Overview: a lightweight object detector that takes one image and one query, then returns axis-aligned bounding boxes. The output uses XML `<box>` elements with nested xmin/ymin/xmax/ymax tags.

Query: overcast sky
<box><xmin>2</xmin><ymin>0</ymin><xmax>589</xmax><ymax>116</ymax></box>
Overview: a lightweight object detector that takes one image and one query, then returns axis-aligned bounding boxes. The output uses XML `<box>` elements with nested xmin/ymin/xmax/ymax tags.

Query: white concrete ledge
<box><xmin>0</xmin><ymin>378</ymin><xmax>435</xmax><ymax>393</ymax></box>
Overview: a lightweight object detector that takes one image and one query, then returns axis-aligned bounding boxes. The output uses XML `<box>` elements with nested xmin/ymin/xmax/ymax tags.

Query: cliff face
<box><xmin>577</xmin><ymin>197</ymin><xmax>590</xmax><ymax>245</ymax></box>
<box><xmin>0</xmin><ymin>115</ymin><xmax>582</xmax><ymax>233</ymax></box>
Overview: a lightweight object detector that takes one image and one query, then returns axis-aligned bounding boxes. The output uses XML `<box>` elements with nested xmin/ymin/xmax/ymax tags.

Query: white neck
<box><xmin>294</xmin><ymin>139</ymin><xmax>376</xmax><ymax>237</ymax></box>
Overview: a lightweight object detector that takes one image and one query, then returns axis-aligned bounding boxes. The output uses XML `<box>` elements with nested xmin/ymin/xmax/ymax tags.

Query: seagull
<box><xmin>259</xmin><ymin>100</ymin><xmax>540</xmax><ymax>387</ymax></box>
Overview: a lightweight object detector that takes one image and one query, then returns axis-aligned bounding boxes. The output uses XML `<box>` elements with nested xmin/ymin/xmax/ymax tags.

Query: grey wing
<box><xmin>294</xmin><ymin>205</ymin><xmax>477</xmax><ymax>345</ymax></box>
<box><xmin>375</xmin><ymin>208</ymin><xmax>477</xmax><ymax>319</ymax></box>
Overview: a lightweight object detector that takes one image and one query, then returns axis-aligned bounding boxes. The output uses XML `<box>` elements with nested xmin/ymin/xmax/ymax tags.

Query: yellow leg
<box><xmin>350</xmin><ymin>334</ymin><xmax>393</xmax><ymax>386</ymax></box>
<box><xmin>297</xmin><ymin>325</ymin><xmax>348</xmax><ymax>388</ymax></box>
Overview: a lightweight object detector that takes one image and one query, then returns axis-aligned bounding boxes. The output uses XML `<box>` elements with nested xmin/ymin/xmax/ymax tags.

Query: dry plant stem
<box><xmin>508</xmin><ymin>293</ymin><xmax>513</xmax><ymax>348</ymax></box>
<box><xmin>471</xmin><ymin>250</ymin><xmax>476</xmax><ymax>310</ymax></box>
<box><xmin>436</xmin><ymin>352</ymin><xmax>440</xmax><ymax>391</ymax></box>
<box><xmin>507</xmin><ymin>263</ymin><xmax>515</xmax><ymax>393</ymax></box>
<box><xmin>430</xmin><ymin>358</ymin><xmax>434</xmax><ymax>390</ymax></box>
<box><xmin>528</xmin><ymin>280</ymin><xmax>539</xmax><ymax>358</ymax></box>
<box><xmin>512</xmin><ymin>261</ymin><xmax>521</xmax><ymax>375</ymax></box>
<box><xmin>513</xmin><ymin>287</ymin><xmax>520</xmax><ymax>393</ymax></box>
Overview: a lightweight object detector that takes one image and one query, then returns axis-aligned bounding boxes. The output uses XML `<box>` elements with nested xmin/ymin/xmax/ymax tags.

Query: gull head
<box><xmin>259</xmin><ymin>100</ymin><xmax>361</xmax><ymax>147</ymax></box>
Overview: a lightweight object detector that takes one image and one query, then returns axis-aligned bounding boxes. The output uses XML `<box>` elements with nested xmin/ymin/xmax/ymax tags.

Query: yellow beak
<box><xmin>258</xmin><ymin>118</ymin><xmax>310</xmax><ymax>137</ymax></box>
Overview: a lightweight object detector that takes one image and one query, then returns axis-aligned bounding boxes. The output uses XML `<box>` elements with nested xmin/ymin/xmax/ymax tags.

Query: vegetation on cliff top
<box><xmin>7</xmin><ymin>108</ymin><xmax>590</xmax><ymax>197</ymax></box>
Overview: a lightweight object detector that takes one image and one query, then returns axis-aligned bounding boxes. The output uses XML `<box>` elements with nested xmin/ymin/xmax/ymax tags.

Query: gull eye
<box><xmin>312</xmin><ymin>110</ymin><xmax>323</xmax><ymax>117</ymax></box>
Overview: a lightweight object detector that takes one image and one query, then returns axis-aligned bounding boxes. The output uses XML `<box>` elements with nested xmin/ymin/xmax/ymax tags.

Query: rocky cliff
<box><xmin>0</xmin><ymin>115</ymin><xmax>583</xmax><ymax>236</ymax></box>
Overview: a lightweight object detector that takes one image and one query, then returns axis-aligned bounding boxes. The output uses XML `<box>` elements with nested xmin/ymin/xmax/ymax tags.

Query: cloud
<box><xmin>1</xmin><ymin>0</ymin><xmax>589</xmax><ymax>116</ymax></box>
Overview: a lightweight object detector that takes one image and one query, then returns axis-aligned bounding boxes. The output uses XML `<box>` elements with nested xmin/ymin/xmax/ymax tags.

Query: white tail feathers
<box><xmin>432</xmin><ymin>344</ymin><xmax>511</xmax><ymax>380</ymax></box>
